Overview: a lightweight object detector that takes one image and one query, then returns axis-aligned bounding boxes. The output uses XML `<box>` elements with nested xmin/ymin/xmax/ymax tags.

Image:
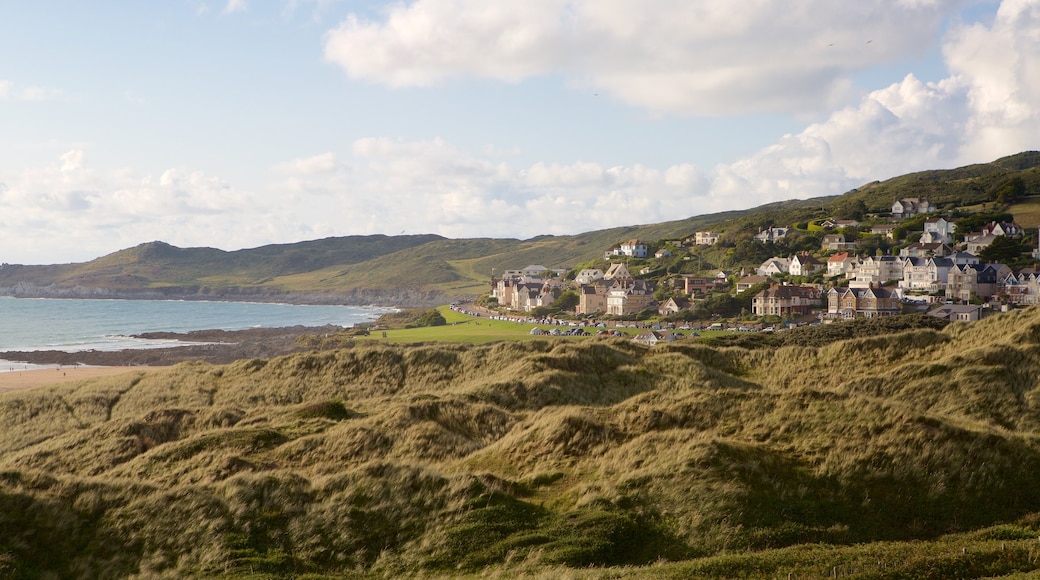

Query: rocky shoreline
<box><xmin>0</xmin><ymin>325</ymin><xmax>351</xmax><ymax>368</ymax></box>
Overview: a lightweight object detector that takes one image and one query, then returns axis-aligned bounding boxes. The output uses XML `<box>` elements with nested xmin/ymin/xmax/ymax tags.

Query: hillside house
<box><xmin>945</xmin><ymin>263</ymin><xmax>1011</xmax><ymax>302</ymax></box>
<box><xmin>574</xmin><ymin>268</ymin><xmax>605</xmax><ymax>285</ymax></box>
<box><xmin>854</xmin><ymin>255</ymin><xmax>903</xmax><ymax>285</ymax></box>
<box><xmin>603</xmin><ymin>262</ymin><xmax>634</xmax><ymax>281</ymax></box>
<box><xmin>751</xmin><ymin>284</ymin><xmax>822</xmax><ymax>316</ymax></box>
<box><xmin>655</xmin><ymin>248</ymin><xmax>672</xmax><ymax>259</ymax></box>
<box><xmin>827</xmin><ymin>252</ymin><xmax>857</xmax><ymax>277</ymax></box>
<box><xmin>899</xmin><ymin>242</ymin><xmax>953</xmax><ymax>258</ymax></box>
<box><xmin>821</xmin><ymin>219</ymin><xmax>861</xmax><ymax>229</ymax></box>
<box><xmin>965</xmin><ymin>235</ymin><xmax>998</xmax><ymax>254</ymax></box>
<box><xmin>892</xmin><ymin>197</ymin><xmax>933</xmax><ymax>219</ymax></box>
<box><xmin>757</xmin><ymin>257</ymin><xmax>790</xmax><ymax>277</ymax></box>
<box><xmin>619</xmin><ymin>239</ymin><xmax>649</xmax><ymax>258</ymax></box>
<box><xmin>1002</xmin><ymin>272</ymin><xmax>1040</xmax><ymax>305</ymax></box>
<box><xmin>658</xmin><ymin>297</ymin><xmax>691</xmax><ymax>316</ymax></box>
<box><xmin>576</xmin><ymin>282</ymin><xmax>611</xmax><ymax>315</ymax></box>
<box><xmin>789</xmin><ymin>253</ymin><xmax>824</xmax><ymax>277</ymax></box>
<box><xmin>682</xmin><ymin>276</ymin><xmax>721</xmax><ymax>296</ymax></box>
<box><xmin>870</xmin><ymin>224</ymin><xmax>897</xmax><ymax>238</ymax></box>
<box><xmin>606</xmin><ymin>279</ymin><xmax>655</xmax><ymax>316</ymax></box>
<box><xmin>900</xmin><ymin>257</ymin><xmax>954</xmax><ymax>292</ymax></box>
<box><xmin>735</xmin><ymin>275</ymin><xmax>770</xmax><ymax>293</ymax></box>
<box><xmin>822</xmin><ymin>234</ymin><xmax>856</xmax><ymax>251</ymax></box>
<box><xmin>828</xmin><ymin>285</ymin><xmax>901</xmax><ymax>319</ymax></box>
<box><xmin>694</xmin><ymin>231</ymin><xmax>719</xmax><ymax>245</ymax></box>
<box><xmin>754</xmin><ymin>227</ymin><xmax>789</xmax><ymax>243</ymax></box>
<box><xmin>922</xmin><ymin>217</ymin><xmax>956</xmax><ymax>244</ymax></box>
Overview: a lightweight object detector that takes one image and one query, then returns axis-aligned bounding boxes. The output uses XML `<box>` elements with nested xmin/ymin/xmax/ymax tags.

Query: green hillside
<box><xmin>1</xmin><ymin>152</ymin><xmax>1039</xmax><ymax>305</ymax></box>
<box><xmin>4</xmin><ymin>307</ymin><xmax>1040</xmax><ymax>577</ymax></box>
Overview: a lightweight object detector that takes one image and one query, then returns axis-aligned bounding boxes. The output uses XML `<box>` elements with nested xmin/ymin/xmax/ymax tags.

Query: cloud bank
<box><xmin>2</xmin><ymin>0</ymin><xmax>1038</xmax><ymax>265</ymax></box>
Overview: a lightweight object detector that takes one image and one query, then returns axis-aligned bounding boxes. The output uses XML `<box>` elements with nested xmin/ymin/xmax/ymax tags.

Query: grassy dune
<box><xmin>4</xmin><ymin>309</ymin><xmax>1040</xmax><ymax>577</ymax></box>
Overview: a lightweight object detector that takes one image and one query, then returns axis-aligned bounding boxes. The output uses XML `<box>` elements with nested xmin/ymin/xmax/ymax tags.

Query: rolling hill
<box><xmin>1</xmin><ymin>151</ymin><xmax>1039</xmax><ymax>307</ymax></box>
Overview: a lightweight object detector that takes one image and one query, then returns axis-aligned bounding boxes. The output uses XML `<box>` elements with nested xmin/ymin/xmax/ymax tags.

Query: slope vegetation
<box><xmin>4</xmin><ymin>307</ymin><xmax>1040</xmax><ymax>577</ymax></box>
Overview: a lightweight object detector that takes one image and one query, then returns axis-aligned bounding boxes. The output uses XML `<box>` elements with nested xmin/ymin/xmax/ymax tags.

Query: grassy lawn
<box><xmin>354</xmin><ymin>305</ymin><xmax>715</xmax><ymax>345</ymax></box>
<box><xmin>1008</xmin><ymin>195</ymin><xmax>1040</xmax><ymax>228</ymax></box>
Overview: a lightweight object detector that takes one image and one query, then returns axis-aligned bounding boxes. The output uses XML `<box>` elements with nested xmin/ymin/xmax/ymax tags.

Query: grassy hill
<box><xmin>1</xmin><ymin>152</ymin><xmax>1039</xmax><ymax>306</ymax></box>
<box><xmin>4</xmin><ymin>307</ymin><xmax>1040</xmax><ymax>576</ymax></box>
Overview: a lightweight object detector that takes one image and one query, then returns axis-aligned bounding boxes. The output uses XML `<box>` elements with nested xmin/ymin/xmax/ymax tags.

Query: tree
<box><xmin>991</xmin><ymin>176</ymin><xmax>1026</xmax><ymax>204</ymax></box>
<box><xmin>833</xmin><ymin>198</ymin><xmax>868</xmax><ymax>220</ymax></box>
<box><xmin>979</xmin><ymin>235</ymin><xmax>1028</xmax><ymax>265</ymax></box>
<box><xmin>550</xmin><ymin>290</ymin><xmax>580</xmax><ymax>312</ymax></box>
<box><xmin>414</xmin><ymin>309</ymin><xmax>447</xmax><ymax>327</ymax></box>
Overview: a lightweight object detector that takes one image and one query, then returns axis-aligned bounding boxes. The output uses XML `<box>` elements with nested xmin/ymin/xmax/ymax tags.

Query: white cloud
<box><xmin>223</xmin><ymin>0</ymin><xmax>248</xmax><ymax>14</ymax></box>
<box><xmin>709</xmin><ymin>0</ymin><xmax>1040</xmax><ymax>202</ymax></box>
<box><xmin>324</xmin><ymin>0</ymin><xmax>955</xmax><ymax>115</ymax></box>
<box><xmin>0</xmin><ymin>80</ymin><xmax>64</xmax><ymax>102</ymax></box>
<box><xmin>274</xmin><ymin>152</ymin><xmax>339</xmax><ymax>175</ymax></box>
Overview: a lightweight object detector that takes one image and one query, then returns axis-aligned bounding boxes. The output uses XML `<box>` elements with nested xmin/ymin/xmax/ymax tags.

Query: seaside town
<box><xmin>478</xmin><ymin>197</ymin><xmax>1040</xmax><ymax>343</ymax></box>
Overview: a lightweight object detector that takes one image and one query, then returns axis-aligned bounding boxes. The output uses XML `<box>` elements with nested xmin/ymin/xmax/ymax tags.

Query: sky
<box><xmin>1</xmin><ymin>0</ymin><xmax>1038</xmax><ymax>264</ymax></box>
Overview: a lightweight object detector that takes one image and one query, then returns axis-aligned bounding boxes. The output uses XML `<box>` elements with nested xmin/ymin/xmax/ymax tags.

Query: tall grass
<box><xmin>4</xmin><ymin>307</ymin><xmax>1040</xmax><ymax>575</ymax></box>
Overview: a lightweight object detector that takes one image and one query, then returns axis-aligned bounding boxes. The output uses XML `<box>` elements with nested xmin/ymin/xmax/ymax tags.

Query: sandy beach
<box><xmin>0</xmin><ymin>366</ymin><xmax>148</xmax><ymax>393</ymax></box>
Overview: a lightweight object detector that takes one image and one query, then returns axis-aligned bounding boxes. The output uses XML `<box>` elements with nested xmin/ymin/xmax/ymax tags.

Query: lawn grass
<box><xmin>1008</xmin><ymin>194</ymin><xmax>1040</xmax><ymax>228</ymax></box>
<box><xmin>355</xmin><ymin>305</ymin><xmax>722</xmax><ymax>345</ymax></box>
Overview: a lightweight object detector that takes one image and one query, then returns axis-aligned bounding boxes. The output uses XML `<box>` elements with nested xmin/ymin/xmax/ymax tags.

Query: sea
<box><xmin>0</xmin><ymin>297</ymin><xmax>390</xmax><ymax>372</ymax></box>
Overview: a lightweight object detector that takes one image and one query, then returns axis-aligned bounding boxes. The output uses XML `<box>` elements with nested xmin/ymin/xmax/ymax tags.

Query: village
<box><xmin>483</xmin><ymin>197</ymin><xmax>1040</xmax><ymax>343</ymax></box>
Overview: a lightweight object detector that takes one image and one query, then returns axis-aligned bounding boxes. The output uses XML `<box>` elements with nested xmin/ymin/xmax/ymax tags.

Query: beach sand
<box><xmin>0</xmin><ymin>366</ymin><xmax>148</xmax><ymax>393</ymax></box>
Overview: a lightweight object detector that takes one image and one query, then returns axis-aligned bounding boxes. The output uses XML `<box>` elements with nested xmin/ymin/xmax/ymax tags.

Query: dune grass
<box><xmin>4</xmin><ymin>307</ymin><xmax>1040</xmax><ymax>576</ymax></box>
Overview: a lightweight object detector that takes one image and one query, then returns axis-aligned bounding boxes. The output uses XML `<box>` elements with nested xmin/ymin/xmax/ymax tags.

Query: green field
<box><xmin>355</xmin><ymin>305</ymin><xmax>716</xmax><ymax>344</ymax></box>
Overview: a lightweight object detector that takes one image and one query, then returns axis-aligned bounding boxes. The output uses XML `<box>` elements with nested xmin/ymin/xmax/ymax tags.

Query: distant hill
<box><xmin>1</xmin><ymin>151</ymin><xmax>1038</xmax><ymax>306</ymax></box>
<box><xmin>4</xmin><ymin>307</ymin><xmax>1040</xmax><ymax>576</ymax></box>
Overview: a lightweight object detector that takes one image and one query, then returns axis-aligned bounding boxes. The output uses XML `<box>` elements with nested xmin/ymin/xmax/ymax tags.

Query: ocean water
<box><xmin>0</xmin><ymin>297</ymin><xmax>388</xmax><ymax>355</ymax></box>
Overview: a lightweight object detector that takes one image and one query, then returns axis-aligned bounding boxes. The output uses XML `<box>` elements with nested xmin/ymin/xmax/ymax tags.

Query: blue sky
<box><xmin>1</xmin><ymin>0</ymin><xmax>1037</xmax><ymax>264</ymax></box>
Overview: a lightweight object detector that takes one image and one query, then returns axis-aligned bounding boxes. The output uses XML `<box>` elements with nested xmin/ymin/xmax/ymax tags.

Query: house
<box><xmin>754</xmin><ymin>226</ymin><xmax>789</xmax><ymax>242</ymax></box>
<box><xmin>945</xmin><ymin>263</ymin><xmax>1012</xmax><ymax>302</ymax></box>
<box><xmin>576</xmin><ymin>282</ymin><xmax>611</xmax><ymax>315</ymax></box>
<box><xmin>827</xmin><ymin>252</ymin><xmax>857</xmax><ymax>277</ymax></box>
<box><xmin>603</xmin><ymin>262</ymin><xmax>633</xmax><ymax>281</ymax></box>
<box><xmin>950</xmin><ymin>251</ymin><xmax>980</xmax><ymax>266</ymax></box>
<box><xmin>821</xmin><ymin>233</ymin><xmax>856</xmax><ymax>251</ymax></box>
<box><xmin>619</xmin><ymin>239</ymin><xmax>648</xmax><ymax>258</ymax></box>
<box><xmin>828</xmin><ymin>285</ymin><xmax>901</xmax><ymax>319</ymax></box>
<box><xmin>899</xmin><ymin>242</ymin><xmax>953</xmax><ymax>258</ymax></box>
<box><xmin>821</xmin><ymin>219</ymin><xmax>861</xmax><ymax>229</ymax></box>
<box><xmin>854</xmin><ymin>255</ymin><xmax>903</xmax><ymax>285</ymax></box>
<box><xmin>606</xmin><ymin>279</ymin><xmax>655</xmax><ymax>315</ymax></box>
<box><xmin>922</xmin><ymin>217</ymin><xmax>956</xmax><ymax>244</ymax></box>
<box><xmin>757</xmin><ymin>257</ymin><xmax>790</xmax><ymax>277</ymax></box>
<box><xmin>655</xmin><ymin>248</ymin><xmax>672</xmax><ymax>259</ymax></box>
<box><xmin>682</xmin><ymin>276</ymin><xmax>720</xmax><ymax>296</ymax></box>
<box><xmin>694</xmin><ymin>231</ymin><xmax>719</xmax><ymax>245</ymax></box>
<box><xmin>751</xmin><ymin>284</ymin><xmax>823</xmax><ymax>316</ymax></box>
<box><xmin>574</xmin><ymin>269</ymin><xmax>605</xmax><ymax>285</ymax></box>
<box><xmin>632</xmin><ymin>330</ymin><xmax>680</xmax><ymax>346</ymax></box>
<box><xmin>982</xmin><ymin>221</ymin><xmax>1023</xmax><ymax>237</ymax></box>
<box><xmin>789</xmin><ymin>253</ymin><xmax>824</xmax><ymax>277</ymax></box>
<box><xmin>899</xmin><ymin>257</ymin><xmax>954</xmax><ymax>292</ymax></box>
<box><xmin>965</xmin><ymin>235</ymin><xmax>997</xmax><ymax>254</ymax></box>
<box><xmin>870</xmin><ymin>224</ymin><xmax>897</xmax><ymax>238</ymax></box>
<box><xmin>892</xmin><ymin>197</ymin><xmax>933</xmax><ymax>219</ymax></box>
<box><xmin>928</xmin><ymin>303</ymin><xmax>984</xmax><ymax>322</ymax></box>
<box><xmin>658</xmin><ymin>297</ymin><xmax>691</xmax><ymax>316</ymax></box>
<box><xmin>1002</xmin><ymin>272</ymin><xmax>1040</xmax><ymax>305</ymax></box>
<box><xmin>735</xmin><ymin>275</ymin><xmax>770</xmax><ymax>293</ymax></box>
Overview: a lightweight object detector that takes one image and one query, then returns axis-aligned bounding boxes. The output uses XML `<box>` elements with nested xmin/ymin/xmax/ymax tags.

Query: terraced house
<box><xmin>828</xmin><ymin>285</ymin><xmax>900</xmax><ymax>319</ymax></box>
<box><xmin>751</xmin><ymin>284</ymin><xmax>822</xmax><ymax>316</ymax></box>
